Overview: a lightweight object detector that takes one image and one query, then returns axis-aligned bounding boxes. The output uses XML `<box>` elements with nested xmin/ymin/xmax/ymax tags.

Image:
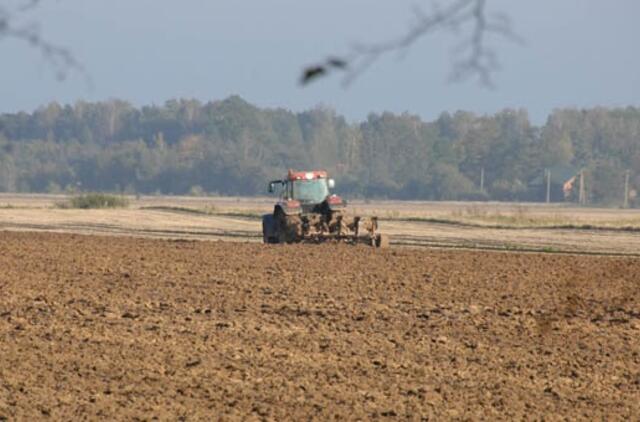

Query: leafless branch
<box><xmin>0</xmin><ymin>0</ymin><xmax>84</xmax><ymax>81</ymax></box>
<box><xmin>301</xmin><ymin>0</ymin><xmax>523</xmax><ymax>87</ymax></box>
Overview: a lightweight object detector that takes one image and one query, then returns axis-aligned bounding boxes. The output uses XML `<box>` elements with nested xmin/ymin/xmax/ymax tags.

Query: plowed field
<box><xmin>1</xmin><ymin>232</ymin><xmax>639</xmax><ymax>420</ymax></box>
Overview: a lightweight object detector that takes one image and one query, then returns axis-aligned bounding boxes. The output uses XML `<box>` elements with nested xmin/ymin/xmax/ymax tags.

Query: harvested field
<box><xmin>1</xmin><ymin>194</ymin><xmax>640</xmax><ymax>255</ymax></box>
<box><xmin>1</xmin><ymin>232</ymin><xmax>639</xmax><ymax>419</ymax></box>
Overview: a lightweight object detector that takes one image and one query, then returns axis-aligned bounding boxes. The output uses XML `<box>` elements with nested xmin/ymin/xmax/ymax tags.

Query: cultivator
<box><xmin>262</xmin><ymin>170</ymin><xmax>389</xmax><ymax>248</ymax></box>
<box><xmin>275</xmin><ymin>212</ymin><xmax>388</xmax><ymax>247</ymax></box>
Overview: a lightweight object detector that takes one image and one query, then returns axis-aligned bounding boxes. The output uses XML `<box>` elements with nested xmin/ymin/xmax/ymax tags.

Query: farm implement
<box><xmin>262</xmin><ymin>169</ymin><xmax>389</xmax><ymax>247</ymax></box>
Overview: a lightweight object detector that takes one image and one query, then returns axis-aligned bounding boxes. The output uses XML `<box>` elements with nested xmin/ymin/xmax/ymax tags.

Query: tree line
<box><xmin>0</xmin><ymin>96</ymin><xmax>638</xmax><ymax>206</ymax></box>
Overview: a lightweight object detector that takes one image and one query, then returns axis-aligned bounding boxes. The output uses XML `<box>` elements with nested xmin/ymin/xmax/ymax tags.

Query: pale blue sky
<box><xmin>1</xmin><ymin>0</ymin><xmax>639</xmax><ymax>123</ymax></box>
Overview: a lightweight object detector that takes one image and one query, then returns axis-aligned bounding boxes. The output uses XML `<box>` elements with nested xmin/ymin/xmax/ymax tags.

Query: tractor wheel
<box><xmin>262</xmin><ymin>214</ymin><xmax>279</xmax><ymax>244</ymax></box>
<box><xmin>375</xmin><ymin>234</ymin><xmax>390</xmax><ymax>248</ymax></box>
<box><xmin>275</xmin><ymin>210</ymin><xmax>302</xmax><ymax>243</ymax></box>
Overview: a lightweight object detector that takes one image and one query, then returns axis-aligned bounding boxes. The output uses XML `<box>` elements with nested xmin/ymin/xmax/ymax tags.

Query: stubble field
<box><xmin>2</xmin><ymin>193</ymin><xmax>640</xmax><ymax>255</ymax></box>
<box><xmin>1</xmin><ymin>231</ymin><xmax>639</xmax><ymax>420</ymax></box>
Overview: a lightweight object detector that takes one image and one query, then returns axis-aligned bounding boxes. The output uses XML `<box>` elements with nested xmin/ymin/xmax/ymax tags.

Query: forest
<box><xmin>0</xmin><ymin>96</ymin><xmax>638</xmax><ymax>206</ymax></box>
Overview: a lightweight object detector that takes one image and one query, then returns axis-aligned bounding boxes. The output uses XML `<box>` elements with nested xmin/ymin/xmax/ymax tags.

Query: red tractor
<box><xmin>262</xmin><ymin>169</ymin><xmax>389</xmax><ymax>247</ymax></box>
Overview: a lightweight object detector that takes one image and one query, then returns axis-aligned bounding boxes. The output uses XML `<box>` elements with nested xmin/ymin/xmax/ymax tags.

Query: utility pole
<box><xmin>545</xmin><ymin>168</ymin><xmax>551</xmax><ymax>204</ymax></box>
<box><xmin>578</xmin><ymin>169</ymin><xmax>586</xmax><ymax>205</ymax></box>
<box><xmin>480</xmin><ymin>167</ymin><xmax>485</xmax><ymax>192</ymax></box>
<box><xmin>624</xmin><ymin>169</ymin><xmax>630</xmax><ymax>208</ymax></box>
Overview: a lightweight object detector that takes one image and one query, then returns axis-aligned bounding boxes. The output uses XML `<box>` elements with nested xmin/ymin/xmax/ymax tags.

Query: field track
<box><xmin>1</xmin><ymin>232</ymin><xmax>639</xmax><ymax>419</ymax></box>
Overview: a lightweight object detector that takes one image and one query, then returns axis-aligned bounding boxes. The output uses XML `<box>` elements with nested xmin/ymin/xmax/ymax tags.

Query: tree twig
<box><xmin>301</xmin><ymin>0</ymin><xmax>523</xmax><ymax>87</ymax></box>
<box><xmin>0</xmin><ymin>0</ymin><xmax>84</xmax><ymax>81</ymax></box>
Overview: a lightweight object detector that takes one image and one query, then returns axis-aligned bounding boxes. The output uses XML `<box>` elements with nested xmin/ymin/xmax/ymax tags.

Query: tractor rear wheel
<box><xmin>275</xmin><ymin>210</ymin><xmax>302</xmax><ymax>243</ymax></box>
<box><xmin>262</xmin><ymin>214</ymin><xmax>278</xmax><ymax>244</ymax></box>
<box><xmin>376</xmin><ymin>234</ymin><xmax>390</xmax><ymax>248</ymax></box>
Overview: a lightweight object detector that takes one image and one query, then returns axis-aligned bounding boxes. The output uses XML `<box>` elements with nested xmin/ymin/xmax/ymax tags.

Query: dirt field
<box><xmin>1</xmin><ymin>232</ymin><xmax>639</xmax><ymax>420</ymax></box>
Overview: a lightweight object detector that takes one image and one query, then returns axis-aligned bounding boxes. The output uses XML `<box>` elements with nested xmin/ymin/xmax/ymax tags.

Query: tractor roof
<box><xmin>287</xmin><ymin>169</ymin><xmax>328</xmax><ymax>181</ymax></box>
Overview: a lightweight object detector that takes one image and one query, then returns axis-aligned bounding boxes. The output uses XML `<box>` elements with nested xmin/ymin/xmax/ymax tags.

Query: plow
<box><xmin>262</xmin><ymin>169</ymin><xmax>389</xmax><ymax>247</ymax></box>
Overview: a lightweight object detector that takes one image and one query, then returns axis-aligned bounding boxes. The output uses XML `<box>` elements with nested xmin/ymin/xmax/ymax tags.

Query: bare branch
<box><xmin>300</xmin><ymin>0</ymin><xmax>523</xmax><ymax>88</ymax></box>
<box><xmin>0</xmin><ymin>0</ymin><xmax>84</xmax><ymax>81</ymax></box>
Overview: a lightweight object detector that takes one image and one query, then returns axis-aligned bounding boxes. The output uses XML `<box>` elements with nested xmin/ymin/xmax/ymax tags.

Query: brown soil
<box><xmin>1</xmin><ymin>232</ymin><xmax>639</xmax><ymax>420</ymax></box>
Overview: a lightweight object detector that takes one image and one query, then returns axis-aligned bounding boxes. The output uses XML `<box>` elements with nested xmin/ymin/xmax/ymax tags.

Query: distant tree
<box><xmin>0</xmin><ymin>96</ymin><xmax>638</xmax><ymax>205</ymax></box>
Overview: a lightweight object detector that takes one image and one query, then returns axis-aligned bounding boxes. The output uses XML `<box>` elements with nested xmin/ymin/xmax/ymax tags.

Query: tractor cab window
<box><xmin>292</xmin><ymin>179</ymin><xmax>329</xmax><ymax>203</ymax></box>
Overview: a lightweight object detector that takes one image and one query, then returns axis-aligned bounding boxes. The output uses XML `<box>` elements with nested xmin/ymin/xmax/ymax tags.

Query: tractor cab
<box><xmin>268</xmin><ymin>170</ymin><xmax>336</xmax><ymax>206</ymax></box>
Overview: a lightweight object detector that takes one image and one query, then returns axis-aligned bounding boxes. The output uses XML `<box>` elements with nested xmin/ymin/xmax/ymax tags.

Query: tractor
<box><xmin>262</xmin><ymin>169</ymin><xmax>389</xmax><ymax>247</ymax></box>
